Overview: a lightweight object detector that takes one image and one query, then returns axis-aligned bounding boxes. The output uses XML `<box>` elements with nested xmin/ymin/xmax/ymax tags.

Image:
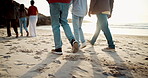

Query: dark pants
<box><xmin>6</xmin><ymin>19</ymin><xmax>18</xmax><ymax>36</ymax></box>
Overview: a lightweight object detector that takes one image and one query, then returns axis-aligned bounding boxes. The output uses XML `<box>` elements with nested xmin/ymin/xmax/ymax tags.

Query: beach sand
<box><xmin>0</xmin><ymin>28</ymin><xmax>148</xmax><ymax>78</ymax></box>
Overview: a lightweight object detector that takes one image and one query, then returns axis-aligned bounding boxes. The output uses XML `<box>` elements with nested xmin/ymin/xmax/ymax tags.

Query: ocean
<box><xmin>37</xmin><ymin>23</ymin><xmax>148</xmax><ymax>36</ymax></box>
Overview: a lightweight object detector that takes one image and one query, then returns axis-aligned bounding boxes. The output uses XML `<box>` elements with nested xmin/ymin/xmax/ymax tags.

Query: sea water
<box><xmin>37</xmin><ymin>23</ymin><xmax>148</xmax><ymax>36</ymax></box>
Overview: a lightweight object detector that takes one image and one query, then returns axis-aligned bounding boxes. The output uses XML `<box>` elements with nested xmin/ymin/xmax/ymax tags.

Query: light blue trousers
<box><xmin>19</xmin><ymin>17</ymin><xmax>28</xmax><ymax>34</ymax></box>
<box><xmin>90</xmin><ymin>14</ymin><xmax>115</xmax><ymax>48</ymax></box>
<box><xmin>72</xmin><ymin>14</ymin><xmax>85</xmax><ymax>44</ymax></box>
<box><xmin>49</xmin><ymin>3</ymin><xmax>75</xmax><ymax>49</ymax></box>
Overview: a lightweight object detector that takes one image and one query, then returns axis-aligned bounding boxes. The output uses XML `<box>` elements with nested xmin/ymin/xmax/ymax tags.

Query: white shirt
<box><xmin>72</xmin><ymin>0</ymin><xmax>87</xmax><ymax>17</ymax></box>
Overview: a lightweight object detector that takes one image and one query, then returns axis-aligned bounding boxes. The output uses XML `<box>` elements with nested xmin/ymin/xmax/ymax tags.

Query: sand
<box><xmin>0</xmin><ymin>28</ymin><xmax>148</xmax><ymax>78</ymax></box>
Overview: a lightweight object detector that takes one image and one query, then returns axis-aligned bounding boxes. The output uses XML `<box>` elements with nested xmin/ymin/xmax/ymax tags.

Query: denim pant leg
<box><xmin>72</xmin><ymin>14</ymin><xmax>80</xmax><ymax>43</ymax></box>
<box><xmin>19</xmin><ymin>18</ymin><xmax>23</xmax><ymax>34</ymax></box>
<box><xmin>59</xmin><ymin>3</ymin><xmax>75</xmax><ymax>43</ymax></box>
<box><xmin>90</xmin><ymin>19</ymin><xmax>101</xmax><ymax>45</ymax></box>
<box><xmin>97</xmin><ymin>14</ymin><xmax>115</xmax><ymax>48</ymax></box>
<box><xmin>50</xmin><ymin>3</ymin><xmax>63</xmax><ymax>49</ymax></box>
<box><xmin>22</xmin><ymin>17</ymin><xmax>28</xmax><ymax>32</ymax></box>
<box><xmin>79</xmin><ymin>17</ymin><xmax>86</xmax><ymax>43</ymax></box>
<box><xmin>72</xmin><ymin>14</ymin><xmax>85</xmax><ymax>43</ymax></box>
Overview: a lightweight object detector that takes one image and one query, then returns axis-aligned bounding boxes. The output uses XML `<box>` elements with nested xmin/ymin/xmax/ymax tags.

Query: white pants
<box><xmin>28</xmin><ymin>15</ymin><xmax>38</xmax><ymax>37</ymax></box>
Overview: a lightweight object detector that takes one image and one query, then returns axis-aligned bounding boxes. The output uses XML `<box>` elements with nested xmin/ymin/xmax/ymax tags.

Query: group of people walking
<box><xmin>47</xmin><ymin>0</ymin><xmax>115</xmax><ymax>55</ymax></box>
<box><xmin>5</xmin><ymin>0</ymin><xmax>38</xmax><ymax>38</ymax></box>
<box><xmin>5</xmin><ymin>0</ymin><xmax>115</xmax><ymax>55</ymax></box>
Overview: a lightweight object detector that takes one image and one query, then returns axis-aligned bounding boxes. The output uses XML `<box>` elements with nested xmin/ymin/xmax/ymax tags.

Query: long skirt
<box><xmin>28</xmin><ymin>15</ymin><xmax>38</xmax><ymax>37</ymax></box>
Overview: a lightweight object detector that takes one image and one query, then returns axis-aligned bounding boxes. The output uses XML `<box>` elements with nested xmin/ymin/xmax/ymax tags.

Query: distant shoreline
<box><xmin>36</xmin><ymin>23</ymin><xmax>148</xmax><ymax>36</ymax></box>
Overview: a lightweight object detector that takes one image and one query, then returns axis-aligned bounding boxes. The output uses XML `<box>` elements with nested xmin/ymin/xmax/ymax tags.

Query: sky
<box><xmin>15</xmin><ymin>0</ymin><xmax>148</xmax><ymax>24</ymax></box>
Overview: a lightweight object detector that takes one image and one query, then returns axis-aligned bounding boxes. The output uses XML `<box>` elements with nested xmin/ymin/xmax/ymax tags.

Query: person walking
<box><xmin>19</xmin><ymin>4</ymin><xmax>29</xmax><ymax>37</ymax></box>
<box><xmin>88</xmin><ymin>0</ymin><xmax>115</xmax><ymax>52</ymax></box>
<box><xmin>71</xmin><ymin>0</ymin><xmax>87</xmax><ymax>49</ymax></box>
<box><xmin>28</xmin><ymin>0</ymin><xmax>38</xmax><ymax>37</ymax></box>
<box><xmin>46</xmin><ymin>0</ymin><xmax>79</xmax><ymax>55</ymax></box>
<box><xmin>5</xmin><ymin>0</ymin><xmax>19</xmax><ymax>38</ymax></box>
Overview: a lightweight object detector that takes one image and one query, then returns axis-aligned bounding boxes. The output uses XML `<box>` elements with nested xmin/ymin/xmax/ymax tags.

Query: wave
<box><xmin>110</xmin><ymin>23</ymin><xmax>148</xmax><ymax>29</ymax></box>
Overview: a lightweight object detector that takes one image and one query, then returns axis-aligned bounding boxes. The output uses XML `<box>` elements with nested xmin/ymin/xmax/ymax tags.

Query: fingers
<box><xmin>88</xmin><ymin>13</ymin><xmax>91</xmax><ymax>17</ymax></box>
<box><xmin>108</xmin><ymin>15</ymin><xmax>111</xmax><ymax>18</ymax></box>
<box><xmin>88</xmin><ymin>11</ymin><xmax>92</xmax><ymax>17</ymax></box>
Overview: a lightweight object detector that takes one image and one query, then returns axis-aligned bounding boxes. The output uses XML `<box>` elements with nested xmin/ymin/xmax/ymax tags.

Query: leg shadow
<box><xmin>85</xmin><ymin>46</ymin><xmax>107</xmax><ymax>78</ymax></box>
<box><xmin>53</xmin><ymin>51</ymin><xmax>84</xmax><ymax>78</ymax></box>
<box><xmin>104</xmin><ymin>51</ymin><xmax>134</xmax><ymax>78</ymax></box>
<box><xmin>20</xmin><ymin>53</ymin><xmax>60</xmax><ymax>78</ymax></box>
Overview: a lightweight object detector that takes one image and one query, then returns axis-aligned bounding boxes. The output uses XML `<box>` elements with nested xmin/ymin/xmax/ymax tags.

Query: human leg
<box><xmin>32</xmin><ymin>16</ymin><xmax>37</xmax><ymax>37</ymax></box>
<box><xmin>97</xmin><ymin>14</ymin><xmax>115</xmax><ymax>49</ymax></box>
<box><xmin>50</xmin><ymin>3</ymin><xmax>62</xmax><ymax>49</ymax></box>
<box><xmin>11</xmin><ymin>19</ymin><xmax>18</xmax><ymax>38</ymax></box>
<box><xmin>22</xmin><ymin>17</ymin><xmax>29</xmax><ymax>36</ymax></box>
<box><xmin>28</xmin><ymin>16</ymin><xmax>33</xmax><ymax>36</ymax></box>
<box><xmin>72</xmin><ymin>14</ymin><xmax>80</xmax><ymax>43</ymax></box>
<box><xmin>78</xmin><ymin>16</ymin><xmax>86</xmax><ymax>48</ymax></box>
<box><xmin>59</xmin><ymin>3</ymin><xmax>79</xmax><ymax>52</ymax></box>
<box><xmin>19</xmin><ymin>18</ymin><xmax>23</xmax><ymax>36</ymax></box>
<box><xmin>90</xmin><ymin>16</ymin><xmax>101</xmax><ymax>45</ymax></box>
<box><xmin>6</xmin><ymin>20</ymin><xmax>11</xmax><ymax>37</ymax></box>
<box><xmin>79</xmin><ymin>16</ymin><xmax>86</xmax><ymax>43</ymax></box>
<box><xmin>29</xmin><ymin>16</ymin><xmax>37</xmax><ymax>37</ymax></box>
<box><xmin>60</xmin><ymin>3</ymin><xmax>75</xmax><ymax>42</ymax></box>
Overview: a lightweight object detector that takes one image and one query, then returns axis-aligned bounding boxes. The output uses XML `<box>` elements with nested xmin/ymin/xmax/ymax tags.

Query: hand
<box><xmin>108</xmin><ymin>15</ymin><xmax>111</xmax><ymax>18</ymax></box>
<box><xmin>88</xmin><ymin>11</ymin><xmax>92</xmax><ymax>17</ymax></box>
<box><xmin>16</xmin><ymin>19</ymin><xmax>19</xmax><ymax>22</ymax></box>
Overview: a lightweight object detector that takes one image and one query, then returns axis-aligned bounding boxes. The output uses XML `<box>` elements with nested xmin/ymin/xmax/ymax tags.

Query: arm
<box><xmin>15</xmin><ymin>5</ymin><xmax>19</xmax><ymax>19</ymax></box>
<box><xmin>88</xmin><ymin>0</ymin><xmax>96</xmax><ymax>17</ymax></box>
<box><xmin>25</xmin><ymin>9</ymin><xmax>28</xmax><ymax>17</ymax></box>
<box><xmin>109</xmin><ymin>0</ymin><xmax>114</xmax><ymax>18</ymax></box>
<box><xmin>36</xmin><ymin>7</ymin><xmax>38</xmax><ymax>15</ymax></box>
<box><xmin>28</xmin><ymin>8</ymin><xmax>30</xmax><ymax>16</ymax></box>
<box><xmin>46</xmin><ymin>0</ymin><xmax>49</xmax><ymax>3</ymax></box>
<box><xmin>72</xmin><ymin>0</ymin><xmax>74</xmax><ymax>3</ymax></box>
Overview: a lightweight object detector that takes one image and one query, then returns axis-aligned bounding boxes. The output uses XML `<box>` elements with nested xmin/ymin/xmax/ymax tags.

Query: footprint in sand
<box><xmin>6</xmin><ymin>52</ymin><xmax>14</xmax><ymax>54</ymax></box>
<box><xmin>84</xmin><ymin>49</ymin><xmax>91</xmax><ymax>52</ymax></box>
<box><xmin>53</xmin><ymin>60</ymin><xmax>61</xmax><ymax>64</ymax></box>
<box><xmin>34</xmin><ymin>56</ymin><xmax>41</xmax><ymax>60</ymax></box>
<box><xmin>103</xmin><ymin>70</ymin><xmax>125</xmax><ymax>77</ymax></box>
<box><xmin>128</xmin><ymin>43</ymin><xmax>133</xmax><ymax>45</ymax></box>
<box><xmin>34</xmin><ymin>66</ymin><xmax>50</xmax><ymax>73</ymax></box>
<box><xmin>114</xmin><ymin>41</ymin><xmax>120</xmax><ymax>43</ymax></box>
<box><xmin>0</xmin><ymin>40</ymin><xmax>11</xmax><ymax>44</ymax></box>
<box><xmin>4</xmin><ymin>44</ymin><xmax>12</xmax><ymax>46</ymax></box>
<box><xmin>48</xmin><ymin>74</ymin><xmax>55</xmax><ymax>78</ymax></box>
<box><xmin>3</xmin><ymin>55</ymin><xmax>11</xmax><ymax>59</ymax></box>
<box><xmin>75</xmin><ymin>66</ymin><xmax>88</xmax><ymax>73</ymax></box>
<box><xmin>144</xmin><ymin>43</ymin><xmax>148</xmax><ymax>45</ymax></box>
<box><xmin>41</xmin><ymin>41</ymin><xmax>50</xmax><ymax>44</ymax></box>
<box><xmin>35</xmin><ymin>51</ymin><xmax>42</xmax><ymax>55</ymax></box>
<box><xmin>14</xmin><ymin>62</ymin><xmax>26</xmax><ymax>65</ymax></box>
<box><xmin>19</xmin><ymin>49</ymin><xmax>33</xmax><ymax>53</ymax></box>
<box><xmin>9</xmin><ymin>46</ymin><xmax>18</xmax><ymax>50</ymax></box>
<box><xmin>63</xmin><ymin>54</ymin><xmax>81</xmax><ymax>61</ymax></box>
<box><xmin>0</xmin><ymin>68</ymin><xmax>10</xmax><ymax>77</ymax></box>
<box><xmin>145</xmin><ymin>57</ymin><xmax>148</xmax><ymax>60</ymax></box>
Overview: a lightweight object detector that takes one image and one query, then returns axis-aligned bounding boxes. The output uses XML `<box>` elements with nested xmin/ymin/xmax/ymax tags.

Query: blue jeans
<box><xmin>49</xmin><ymin>3</ymin><xmax>75</xmax><ymax>49</ymax></box>
<box><xmin>19</xmin><ymin>17</ymin><xmax>28</xmax><ymax>34</ymax></box>
<box><xmin>72</xmin><ymin>14</ymin><xmax>85</xmax><ymax>44</ymax></box>
<box><xmin>90</xmin><ymin>14</ymin><xmax>115</xmax><ymax>48</ymax></box>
